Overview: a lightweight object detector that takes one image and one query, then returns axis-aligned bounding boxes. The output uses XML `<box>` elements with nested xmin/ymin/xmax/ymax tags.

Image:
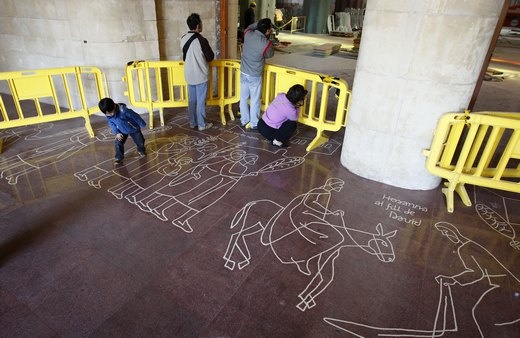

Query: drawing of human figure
<box><xmin>434</xmin><ymin>221</ymin><xmax>520</xmax><ymax>337</ymax></box>
<box><xmin>1</xmin><ymin>127</ymin><xmax>114</xmax><ymax>185</ymax></box>
<box><xmin>76</xmin><ymin>134</ymin><xmax>201</xmax><ymax>190</ymax></box>
<box><xmin>106</xmin><ymin>137</ymin><xmax>216</xmax><ymax>196</ymax></box>
<box><xmin>123</xmin><ymin>142</ymin><xmax>223</xmax><ymax>205</ymax></box>
<box><xmin>131</xmin><ymin>143</ymin><xmax>242</xmax><ymax>212</ymax></box>
<box><xmin>267</xmin><ymin>178</ymin><xmax>347</xmax><ymax>274</ymax></box>
<box><xmin>324</xmin><ymin>221</ymin><xmax>520</xmax><ymax>337</ymax></box>
<box><xmin>152</xmin><ymin>150</ymin><xmax>259</xmax><ymax>233</ymax></box>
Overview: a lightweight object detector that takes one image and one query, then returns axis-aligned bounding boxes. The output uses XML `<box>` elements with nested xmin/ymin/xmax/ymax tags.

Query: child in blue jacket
<box><xmin>98</xmin><ymin>97</ymin><xmax>147</xmax><ymax>164</ymax></box>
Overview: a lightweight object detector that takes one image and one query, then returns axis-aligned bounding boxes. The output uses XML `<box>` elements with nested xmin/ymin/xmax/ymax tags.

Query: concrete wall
<box><xmin>156</xmin><ymin>0</ymin><xmax>217</xmax><ymax>61</ymax></box>
<box><xmin>0</xmin><ymin>0</ymin><xmax>217</xmax><ymax>103</ymax></box>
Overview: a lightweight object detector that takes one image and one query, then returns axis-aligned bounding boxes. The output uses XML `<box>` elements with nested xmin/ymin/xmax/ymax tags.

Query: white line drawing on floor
<box><xmin>0</xmin><ymin>123</ymin><xmax>53</xmax><ymax>148</ymax></box>
<box><xmin>151</xmin><ymin>149</ymin><xmax>258</xmax><ymax>232</ymax></box>
<box><xmin>0</xmin><ymin>127</ymin><xmax>114</xmax><ymax>185</ymax></box>
<box><xmin>74</xmin><ymin>130</ymin><xmax>306</xmax><ymax>232</ymax></box>
<box><xmin>223</xmin><ymin>178</ymin><xmax>397</xmax><ymax>311</ymax></box>
<box><xmin>324</xmin><ymin>221</ymin><xmax>520</xmax><ymax>337</ymax></box>
<box><xmin>75</xmin><ymin>134</ymin><xmax>208</xmax><ymax>189</ymax></box>
<box><xmin>473</xmin><ymin>187</ymin><xmax>520</xmax><ymax>250</ymax></box>
<box><xmin>144</xmin><ymin>151</ymin><xmax>304</xmax><ymax>233</ymax></box>
<box><xmin>123</xmin><ymin>143</ymin><xmax>227</xmax><ymax>205</ymax></box>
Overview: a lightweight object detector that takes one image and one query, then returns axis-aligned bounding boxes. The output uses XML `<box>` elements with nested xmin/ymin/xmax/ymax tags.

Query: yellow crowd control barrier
<box><xmin>0</xmin><ymin>66</ymin><xmax>107</xmax><ymax>139</ymax></box>
<box><xmin>263</xmin><ymin>64</ymin><xmax>351</xmax><ymax>151</ymax></box>
<box><xmin>124</xmin><ymin>60</ymin><xmax>351</xmax><ymax>152</ymax></box>
<box><xmin>124</xmin><ymin>59</ymin><xmax>241</xmax><ymax>128</ymax></box>
<box><xmin>424</xmin><ymin>111</ymin><xmax>520</xmax><ymax>212</ymax></box>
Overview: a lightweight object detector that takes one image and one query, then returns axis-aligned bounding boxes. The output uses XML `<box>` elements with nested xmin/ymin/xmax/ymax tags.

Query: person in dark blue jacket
<box><xmin>98</xmin><ymin>97</ymin><xmax>147</xmax><ymax>164</ymax></box>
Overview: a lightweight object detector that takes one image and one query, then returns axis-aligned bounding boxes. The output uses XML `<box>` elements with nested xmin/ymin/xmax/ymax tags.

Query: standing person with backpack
<box><xmin>239</xmin><ymin>18</ymin><xmax>275</xmax><ymax>130</ymax></box>
<box><xmin>181</xmin><ymin>13</ymin><xmax>215</xmax><ymax>131</ymax></box>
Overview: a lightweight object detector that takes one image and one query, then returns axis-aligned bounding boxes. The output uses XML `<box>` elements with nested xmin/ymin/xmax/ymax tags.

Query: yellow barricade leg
<box><xmin>227</xmin><ymin>104</ymin><xmax>236</xmax><ymax>122</ymax></box>
<box><xmin>219</xmin><ymin>102</ymin><xmax>226</xmax><ymax>126</ymax></box>
<box><xmin>441</xmin><ymin>182</ymin><xmax>456</xmax><ymax>213</ymax></box>
<box><xmin>455</xmin><ymin>183</ymin><xmax>472</xmax><ymax>208</ymax></box>
<box><xmin>306</xmin><ymin>128</ymin><xmax>330</xmax><ymax>152</ymax></box>
<box><xmin>442</xmin><ymin>181</ymin><xmax>471</xmax><ymax>213</ymax></box>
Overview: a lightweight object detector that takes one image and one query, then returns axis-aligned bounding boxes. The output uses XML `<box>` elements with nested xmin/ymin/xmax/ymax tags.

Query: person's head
<box><xmin>286</xmin><ymin>84</ymin><xmax>308</xmax><ymax>107</ymax></box>
<box><xmin>187</xmin><ymin>13</ymin><xmax>202</xmax><ymax>32</ymax></box>
<box><xmin>98</xmin><ymin>97</ymin><xmax>117</xmax><ymax>116</ymax></box>
<box><xmin>257</xmin><ymin>18</ymin><xmax>273</xmax><ymax>35</ymax></box>
<box><xmin>250</xmin><ymin>2</ymin><xmax>256</xmax><ymax>8</ymax></box>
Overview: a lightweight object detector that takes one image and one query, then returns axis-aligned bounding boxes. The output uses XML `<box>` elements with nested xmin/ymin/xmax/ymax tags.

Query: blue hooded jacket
<box><xmin>106</xmin><ymin>103</ymin><xmax>146</xmax><ymax>135</ymax></box>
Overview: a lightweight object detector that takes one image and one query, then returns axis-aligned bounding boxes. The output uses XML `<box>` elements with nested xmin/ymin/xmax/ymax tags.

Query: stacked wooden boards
<box><xmin>313</xmin><ymin>43</ymin><xmax>342</xmax><ymax>56</ymax></box>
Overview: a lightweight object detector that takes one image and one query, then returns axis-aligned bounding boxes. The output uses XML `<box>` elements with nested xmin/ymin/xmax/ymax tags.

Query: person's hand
<box><xmin>116</xmin><ymin>133</ymin><xmax>124</xmax><ymax>141</ymax></box>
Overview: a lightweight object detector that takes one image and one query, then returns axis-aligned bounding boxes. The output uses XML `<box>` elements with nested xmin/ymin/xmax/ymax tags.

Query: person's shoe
<box><xmin>114</xmin><ymin>158</ymin><xmax>123</xmax><ymax>164</ymax></box>
<box><xmin>272</xmin><ymin>139</ymin><xmax>283</xmax><ymax>147</ymax></box>
<box><xmin>272</xmin><ymin>139</ymin><xmax>288</xmax><ymax>148</ymax></box>
<box><xmin>138</xmin><ymin>152</ymin><xmax>146</xmax><ymax>158</ymax></box>
<box><xmin>198</xmin><ymin>122</ymin><xmax>213</xmax><ymax>131</ymax></box>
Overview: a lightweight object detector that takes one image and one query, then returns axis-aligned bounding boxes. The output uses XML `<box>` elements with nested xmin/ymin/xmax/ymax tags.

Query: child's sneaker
<box><xmin>114</xmin><ymin>158</ymin><xmax>123</xmax><ymax>164</ymax></box>
<box><xmin>138</xmin><ymin>152</ymin><xmax>146</xmax><ymax>158</ymax></box>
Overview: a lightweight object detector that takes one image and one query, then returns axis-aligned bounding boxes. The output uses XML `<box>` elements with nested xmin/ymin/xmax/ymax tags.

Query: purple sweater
<box><xmin>262</xmin><ymin>93</ymin><xmax>299</xmax><ymax>129</ymax></box>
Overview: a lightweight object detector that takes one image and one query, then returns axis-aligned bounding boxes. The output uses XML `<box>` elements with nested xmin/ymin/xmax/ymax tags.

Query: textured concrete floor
<box><xmin>0</xmin><ymin>32</ymin><xmax>519</xmax><ymax>337</ymax></box>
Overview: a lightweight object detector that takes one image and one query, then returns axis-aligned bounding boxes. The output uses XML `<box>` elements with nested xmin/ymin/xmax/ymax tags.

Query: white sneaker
<box><xmin>198</xmin><ymin>122</ymin><xmax>213</xmax><ymax>131</ymax></box>
<box><xmin>272</xmin><ymin>139</ymin><xmax>283</xmax><ymax>147</ymax></box>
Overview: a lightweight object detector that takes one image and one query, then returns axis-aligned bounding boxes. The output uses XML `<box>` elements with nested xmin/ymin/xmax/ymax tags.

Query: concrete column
<box><xmin>303</xmin><ymin>0</ymin><xmax>334</xmax><ymax>34</ymax></box>
<box><xmin>340</xmin><ymin>0</ymin><xmax>505</xmax><ymax>190</ymax></box>
<box><xmin>225</xmin><ymin>0</ymin><xmax>239</xmax><ymax>59</ymax></box>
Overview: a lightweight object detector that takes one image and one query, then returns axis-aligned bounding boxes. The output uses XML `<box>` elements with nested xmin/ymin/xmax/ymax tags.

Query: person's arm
<box><xmin>107</xmin><ymin>119</ymin><xmax>119</xmax><ymax>135</ymax></box>
<box><xmin>127</xmin><ymin>108</ymin><xmax>147</xmax><ymax>128</ymax></box>
<box><xmin>263</xmin><ymin>39</ymin><xmax>274</xmax><ymax>59</ymax></box>
<box><xmin>199</xmin><ymin>36</ymin><xmax>215</xmax><ymax>62</ymax></box>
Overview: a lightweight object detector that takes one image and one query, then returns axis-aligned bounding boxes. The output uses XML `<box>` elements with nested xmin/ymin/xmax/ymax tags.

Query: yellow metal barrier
<box><xmin>0</xmin><ymin>66</ymin><xmax>107</xmax><ymax>138</ymax></box>
<box><xmin>263</xmin><ymin>64</ymin><xmax>351</xmax><ymax>151</ymax></box>
<box><xmin>424</xmin><ymin>111</ymin><xmax>520</xmax><ymax>212</ymax></box>
<box><xmin>124</xmin><ymin>59</ymin><xmax>241</xmax><ymax>128</ymax></box>
<box><xmin>124</xmin><ymin>60</ymin><xmax>351</xmax><ymax>152</ymax></box>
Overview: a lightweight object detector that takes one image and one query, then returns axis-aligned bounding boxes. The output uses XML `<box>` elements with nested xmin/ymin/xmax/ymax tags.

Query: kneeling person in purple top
<box><xmin>98</xmin><ymin>97</ymin><xmax>147</xmax><ymax>164</ymax></box>
<box><xmin>258</xmin><ymin>84</ymin><xmax>308</xmax><ymax>147</ymax></box>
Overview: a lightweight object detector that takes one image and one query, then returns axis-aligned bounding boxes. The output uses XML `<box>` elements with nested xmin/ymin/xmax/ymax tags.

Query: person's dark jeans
<box><xmin>115</xmin><ymin>130</ymin><xmax>146</xmax><ymax>160</ymax></box>
<box><xmin>258</xmin><ymin>119</ymin><xmax>297</xmax><ymax>145</ymax></box>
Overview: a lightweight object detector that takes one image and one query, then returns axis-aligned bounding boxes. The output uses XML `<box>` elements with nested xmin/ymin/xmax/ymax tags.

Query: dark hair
<box><xmin>98</xmin><ymin>97</ymin><xmax>115</xmax><ymax>114</ymax></box>
<box><xmin>257</xmin><ymin>18</ymin><xmax>273</xmax><ymax>34</ymax></box>
<box><xmin>286</xmin><ymin>84</ymin><xmax>308</xmax><ymax>104</ymax></box>
<box><xmin>187</xmin><ymin>13</ymin><xmax>201</xmax><ymax>30</ymax></box>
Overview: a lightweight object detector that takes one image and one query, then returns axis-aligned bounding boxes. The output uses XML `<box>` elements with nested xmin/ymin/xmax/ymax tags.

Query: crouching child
<box><xmin>98</xmin><ymin>97</ymin><xmax>147</xmax><ymax>164</ymax></box>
